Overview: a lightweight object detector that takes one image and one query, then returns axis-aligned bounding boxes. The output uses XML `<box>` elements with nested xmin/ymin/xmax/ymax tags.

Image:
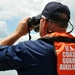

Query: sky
<box><xmin>0</xmin><ymin>0</ymin><xmax>75</xmax><ymax>75</ymax></box>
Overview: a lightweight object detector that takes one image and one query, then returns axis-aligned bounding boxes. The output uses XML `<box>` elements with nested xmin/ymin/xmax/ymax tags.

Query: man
<box><xmin>0</xmin><ymin>1</ymin><xmax>75</xmax><ymax>75</ymax></box>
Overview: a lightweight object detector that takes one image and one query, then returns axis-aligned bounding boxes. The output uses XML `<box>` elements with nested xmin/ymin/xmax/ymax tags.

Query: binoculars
<box><xmin>28</xmin><ymin>14</ymin><xmax>41</xmax><ymax>32</ymax></box>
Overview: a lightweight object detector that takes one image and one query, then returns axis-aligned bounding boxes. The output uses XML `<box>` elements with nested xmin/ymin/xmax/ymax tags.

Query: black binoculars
<box><xmin>28</xmin><ymin>14</ymin><xmax>41</xmax><ymax>32</ymax></box>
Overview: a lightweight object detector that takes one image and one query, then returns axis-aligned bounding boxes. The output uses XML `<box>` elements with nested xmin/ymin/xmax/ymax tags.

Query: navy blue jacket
<box><xmin>0</xmin><ymin>39</ymin><xmax>57</xmax><ymax>75</ymax></box>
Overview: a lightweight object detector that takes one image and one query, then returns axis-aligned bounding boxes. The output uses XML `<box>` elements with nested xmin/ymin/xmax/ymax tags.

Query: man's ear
<box><xmin>40</xmin><ymin>18</ymin><xmax>46</xmax><ymax>25</ymax></box>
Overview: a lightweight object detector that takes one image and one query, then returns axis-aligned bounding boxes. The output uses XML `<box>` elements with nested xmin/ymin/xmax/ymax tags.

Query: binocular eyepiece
<box><xmin>28</xmin><ymin>14</ymin><xmax>41</xmax><ymax>32</ymax></box>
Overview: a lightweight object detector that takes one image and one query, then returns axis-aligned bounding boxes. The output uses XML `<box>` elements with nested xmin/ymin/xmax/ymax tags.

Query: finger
<box><xmin>22</xmin><ymin>17</ymin><xmax>31</xmax><ymax>22</ymax></box>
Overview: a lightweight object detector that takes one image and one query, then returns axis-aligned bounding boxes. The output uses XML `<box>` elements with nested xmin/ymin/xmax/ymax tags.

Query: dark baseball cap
<box><xmin>41</xmin><ymin>2</ymin><xmax>70</xmax><ymax>23</ymax></box>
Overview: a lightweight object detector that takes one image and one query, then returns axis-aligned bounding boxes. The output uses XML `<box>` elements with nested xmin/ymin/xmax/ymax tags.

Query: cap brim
<box><xmin>35</xmin><ymin>14</ymin><xmax>42</xmax><ymax>19</ymax></box>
